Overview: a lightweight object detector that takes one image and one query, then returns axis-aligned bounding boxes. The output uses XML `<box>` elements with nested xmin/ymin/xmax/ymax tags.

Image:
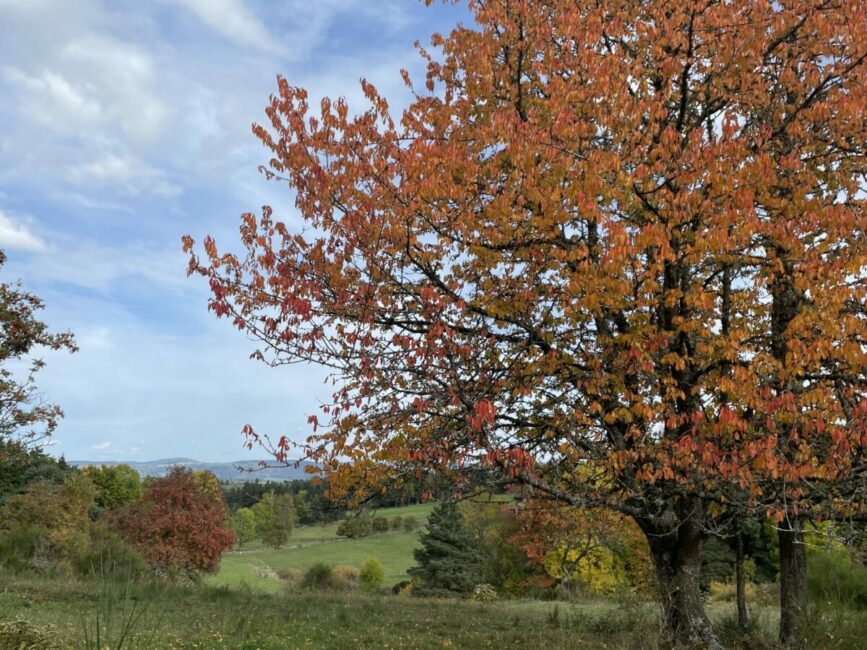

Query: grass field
<box><xmin>0</xmin><ymin>573</ymin><xmax>632</xmax><ymax>649</ymax></box>
<box><xmin>206</xmin><ymin>502</ymin><xmax>436</xmax><ymax>592</ymax></box>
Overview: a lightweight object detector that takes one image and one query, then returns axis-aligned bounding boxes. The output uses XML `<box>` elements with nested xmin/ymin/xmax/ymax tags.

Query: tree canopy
<box><xmin>0</xmin><ymin>250</ymin><xmax>76</xmax><ymax>453</ymax></box>
<box><xmin>186</xmin><ymin>1</ymin><xmax>866</xmax><ymax>646</ymax></box>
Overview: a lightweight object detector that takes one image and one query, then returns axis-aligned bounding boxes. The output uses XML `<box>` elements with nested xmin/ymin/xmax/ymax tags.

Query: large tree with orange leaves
<box><xmin>186</xmin><ymin>1</ymin><xmax>866</xmax><ymax>646</ymax></box>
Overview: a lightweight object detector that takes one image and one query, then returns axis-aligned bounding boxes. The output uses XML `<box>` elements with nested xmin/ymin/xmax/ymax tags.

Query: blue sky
<box><xmin>0</xmin><ymin>0</ymin><xmax>469</xmax><ymax>462</ymax></box>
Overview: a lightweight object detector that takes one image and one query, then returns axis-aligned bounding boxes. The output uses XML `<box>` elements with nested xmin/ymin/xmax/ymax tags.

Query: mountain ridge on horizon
<box><xmin>69</xmin><ymin>457</ymin><xmax>318</xmax><ymax>482</ymax></box>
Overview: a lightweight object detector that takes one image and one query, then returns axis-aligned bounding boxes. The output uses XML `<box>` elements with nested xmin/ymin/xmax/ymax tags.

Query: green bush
<box><xmin>302</xmin><ymin>563</ymin><xmax>337</xmax><ymax>590</ymax></box>
<box><xmin>402</xmin><ymin>516</ymin><xmax>418</xmax><ymax>532</ymax></box>
<box><xmin>360</xmin><ymin>556</ymin><xmax>385</xmax><ymax>592</ymax></box>
<box><xmin>371</xmin><ymin>518</ymin><xmax>389</xmax><ymax>533</ymax></box>
<box><xmin>74</xmin><ymin>523</ymin><xmax>147</xmax><ymax>580</ymax></box>
<box><xmin>390</xmin><ymin>516</ymin><xmax>403</xmax><ymax>531</ymax></box>
<box><xmin>0</xmin><ymin>524</ymin><xmax>41</xmax><ymax>572</ymax></box>
<box><xmin>336</xmin><ymin>512</ymin><xmax>373</xmax><ymax>538</ymax></box>
<box><xmin>808</xmin><ymin>548</ymin><xmax>867</xmax><ymax>609</ymax></box>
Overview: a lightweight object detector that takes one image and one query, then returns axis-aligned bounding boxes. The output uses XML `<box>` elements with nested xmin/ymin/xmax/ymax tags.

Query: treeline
<box><xmin>220</xmin><ymin>478</ymin><xmax>343</xmax><ymax>526</ymax></box>
<box><xmin>0</xmin><ymin>441</ymin><xmax>235</xmax><ymax>581</ymax></box>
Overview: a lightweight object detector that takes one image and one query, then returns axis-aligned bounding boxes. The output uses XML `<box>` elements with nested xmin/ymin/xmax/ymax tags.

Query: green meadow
<box><xmin>207</xmin><ymin>502</ymin><xmax>435</xmax><ymax>593</ymax></box>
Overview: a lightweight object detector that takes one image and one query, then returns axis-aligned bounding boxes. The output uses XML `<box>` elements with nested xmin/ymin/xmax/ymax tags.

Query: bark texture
<box><xmin>641</xmin><ymin>499</ymin><xmax>721</xmax><ymax>649</ymax></box>
<box><xmin>778</xmin><ymin>518</ymin><xmax>807</xmax><ymax>647</ymax></box>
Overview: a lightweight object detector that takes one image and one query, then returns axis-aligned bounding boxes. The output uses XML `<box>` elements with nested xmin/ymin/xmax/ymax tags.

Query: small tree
<box><xmin>360</xmin><ymin>555</ymin><xmax>385</xmax><ymax>592</ymax></box>
<box><xmin>251</xmin><ymin>492</ymin><xmax>295</xmax><ymax>547</ymax></box>
<box><xmin>409</xmin><ymin>500</ymin><xmax>483</xmax><ymax>598</ymax></box>
<box><xmin>118</xmin><ymin>467</ymin><xmax>235</xmax><ymax>578</ymax></box>
<box><xmin>230</xmin><ymin>507</ymin><xmax>257</xmax><ymax>549</ymax></box>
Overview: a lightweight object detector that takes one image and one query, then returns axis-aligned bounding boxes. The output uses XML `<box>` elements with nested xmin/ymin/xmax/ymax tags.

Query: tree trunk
<box><xmin>778</xmin><ymin>518</ymin><xmax>807</xmax><ymax>648</ymax></box>
<box><xmin>640</xmin><ymin>499</ymin><xmax>721</xmax><ymax>649</ymax></box>
<box><xmin>735</xmin><ymin>532</ymin><xmax>749</xmax><ymax>631</ymax></box>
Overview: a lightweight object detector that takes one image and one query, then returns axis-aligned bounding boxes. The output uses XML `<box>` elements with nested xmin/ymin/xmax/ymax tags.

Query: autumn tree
<box><xmin>514</xmin><ymin>496</ymin><xmax>654</xmax><ymax>598</ymax></box>
<box><xmin>186</xmin><ymin>1</ymin><xmax>866</xmax><ymax>646</ymax></box>
<box><xmin>118</xmin><ymin>467</ymin><xmax>235</xmax><ymax>579</ymax></box>
<box><xmin>0</xmin><ymin>251</ymin><xmax>76</xmax><ymax>454</ymax></box>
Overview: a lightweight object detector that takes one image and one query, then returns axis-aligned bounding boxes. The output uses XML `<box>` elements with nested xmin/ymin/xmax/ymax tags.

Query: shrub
<box><xmin>471</xmin><ymin>583</ymin><xmax>498</xmax><ymax>601</ymax></box>
<box><xmin>0</xmin><ymin>524</ymin><xmax>41</xmax><ymax>572</ymax></box>
<box><xmin>336</xmin><ymin>514</ymin><xmax>373</xmax><ymax>538</ymax></box>
<box><xmin>371</xmin><ymin>517</ymin><xmax>389</xmax><ymax>533</ymax></box>
<box><xmin>390</xmin><ymin>515</ymin><xmax>403</xmax><ymax>531</ymax></box>
<box><xmin>807</xmin><ymin>548</ymin><xmax>867</xmax><ymax>609</ymax></box>
<box><xmin>402</xmin><ymin>516</ymin><xmax>418</xmax><ymax>532</ymax></box>
<box><xmin>0</xmin><ymin>620</ymin><xmax>61</xmax><ymax>650</ymax></box>
<box><xmin>74</xmin><ymin>523</ymin><xmax>147</xmax><ymax>580</ymax></box>
<box><xmin>360</xmin><ymin>556</ymin><xmax>385</xmax><ymax>592</ymax></box>
<box><xmin>392</xmin><ymin>580</ymin><xmax>411</xmax><ymax>595</ymax></box>
<box><xmin>333</xmin><ymin>564</ymin><xmax>361</xmax><ymax>590</ymax></box>
<box><xmin>0</xmin><ymin>474</ymin><xmax>95</xmax><ymax>574</ymax></box>
<box><xmin>302</xmin><ymin>562</ymin><xmax>337</xmax><ymax>590</ymax></box>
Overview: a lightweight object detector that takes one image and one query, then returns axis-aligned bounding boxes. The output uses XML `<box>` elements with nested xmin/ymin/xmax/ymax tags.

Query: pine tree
<box><xmin>409</xmin><ymin>500</ymin><xmax>483</xmax><ymax>598</ymax></box>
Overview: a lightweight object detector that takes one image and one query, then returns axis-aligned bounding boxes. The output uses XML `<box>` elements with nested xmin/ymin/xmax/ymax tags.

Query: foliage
<box><xmin>250</xmin><ymin>491</ymin><xmax>295</xmax><ymax>547</ymax></box>
<box><xmin>187</xmin><ymin>2</ymin><xmax>867</xmax><ymax>642</ymax></box>
<box><xmin>74</xmin><ymin>522</ymin><xmax>147</xmax><ymax>581</ymax></box>
<box><xmin>332</xmin><ymin>564</ymin><xmax>360</xmax><ymax>590</ymax></box>
<box><xmin>515</xmin><ymin>498</ymin><xmax>654</xmax><ymax>597</ymax></box>
<box><xmin>117</xmin><ymin>467</ymin><xmax>235</xmax><ymax>578</ymax></box>
<box><xmin>336</xmin><ymin>509</ymin><xmax>373</xmax><ymax>538</ymax></box>
<box><xmin>221</xmin><ymin>478</ymin><xmax>344</xmax><ymax>525</ymax></box>
<box><xmin>360</xmin><ymin>555</ymin><xmax>385</xmax><ymax>592</ymax></box>
<box><xmin>302</xmin><ymin>562</ymin><xmax>337</xmax><ymax>591</ymax></box>
<box><xmin>371</xmin><ymin>517</ymin><xmax>389</xmax><ymax>533</ymax></box>
<box><xmin>230</xmin><ymin>507</ymin><xmax>257</xmax><ymax>548</ymax></box>
<box><xmin>0</xmin><ymin>620</ymin><xmax>60</xmax><ymax>650</ymax></box>
<box><xmin>460</xmin><ymin>497</ymin><xmax>536</xmax><ymax>596</ymax></box>
<box><xmin>0</xmin><ymin>439</ymin><xmax>74</xmax><ymax>505</ymax></box>
<box><xmin>806</xmin><ymin>544</ymin><xmax>867</xmax><ymax>610</ymax></box>
<box><xmin>471</xmin><ymin>583</ymin><xmax>498</xmax><ymax>602</ymax></box>
<box><xmin>409</xmin><ymin>500</ymin><xmax>483</xmax><ymax>598</ymax></box>
<box><xmin>700</xmin><ymin>537</ymin><xmax>736</xmax><ymax>592</ymax></box>
<box><xmin>0</xmin><ymin>472</ymin><xmax>96</xmax><ymax>574</ymax></box>
<box><xmin>82</xmin><ymin>464</ymin><xmax>142</xmax><ymax>511</ymax></box>
<box><xmin>0</xmin><ymin>250</ymin><xmax>77</xmax><ymax>452</ymax></box>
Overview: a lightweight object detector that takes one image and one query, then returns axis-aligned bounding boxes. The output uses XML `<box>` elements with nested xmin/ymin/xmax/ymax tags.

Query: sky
<box><xmin>0</xmin><ymin>0</ymin><xmax>469</xmax><ymax>462</ymax></box>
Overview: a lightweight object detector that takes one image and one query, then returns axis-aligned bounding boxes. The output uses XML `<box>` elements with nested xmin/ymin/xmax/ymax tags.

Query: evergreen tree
<box><xmin>409</xmin><ymin>500</ymin><xmax>483</xmax><ymax>598</ymax></box>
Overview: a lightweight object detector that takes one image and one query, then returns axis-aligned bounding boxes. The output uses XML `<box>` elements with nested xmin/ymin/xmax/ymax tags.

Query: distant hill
<box><xmin>69</xmin><ymin>458</ymin><xmax>318</xmax><ymax>482</ymax></box>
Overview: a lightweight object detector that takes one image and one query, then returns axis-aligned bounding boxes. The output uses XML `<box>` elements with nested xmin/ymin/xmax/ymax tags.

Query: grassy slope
<box><xmin>207</xmin><ymin>502</ymin><xmax>436</xmax><ymax>592</ymax></box>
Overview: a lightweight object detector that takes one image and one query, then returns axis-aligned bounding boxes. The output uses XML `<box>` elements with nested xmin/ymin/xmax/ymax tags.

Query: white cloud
<box><xmin>15</xmin><ymin>238</ymin><xmax>190</xmax><ymax>293</ymax></box>
<box><xmin>91</xmin><ymin>441</ymin><xmax>112</xmax><ymax>450</ymax></box>
<box><xmin>168</xmin><ymin>0</ymin><xmax>286</xmax><ymax>54</ymax></box>
<box><xmin>0</xmin><ymin>210</ymin><xmax>46</xmax><ymax>252</ymax></box>
<box><xmin>66</xmin><ymin>152</ymin><xmax>181</xmax><ymax>197</ymax></box>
